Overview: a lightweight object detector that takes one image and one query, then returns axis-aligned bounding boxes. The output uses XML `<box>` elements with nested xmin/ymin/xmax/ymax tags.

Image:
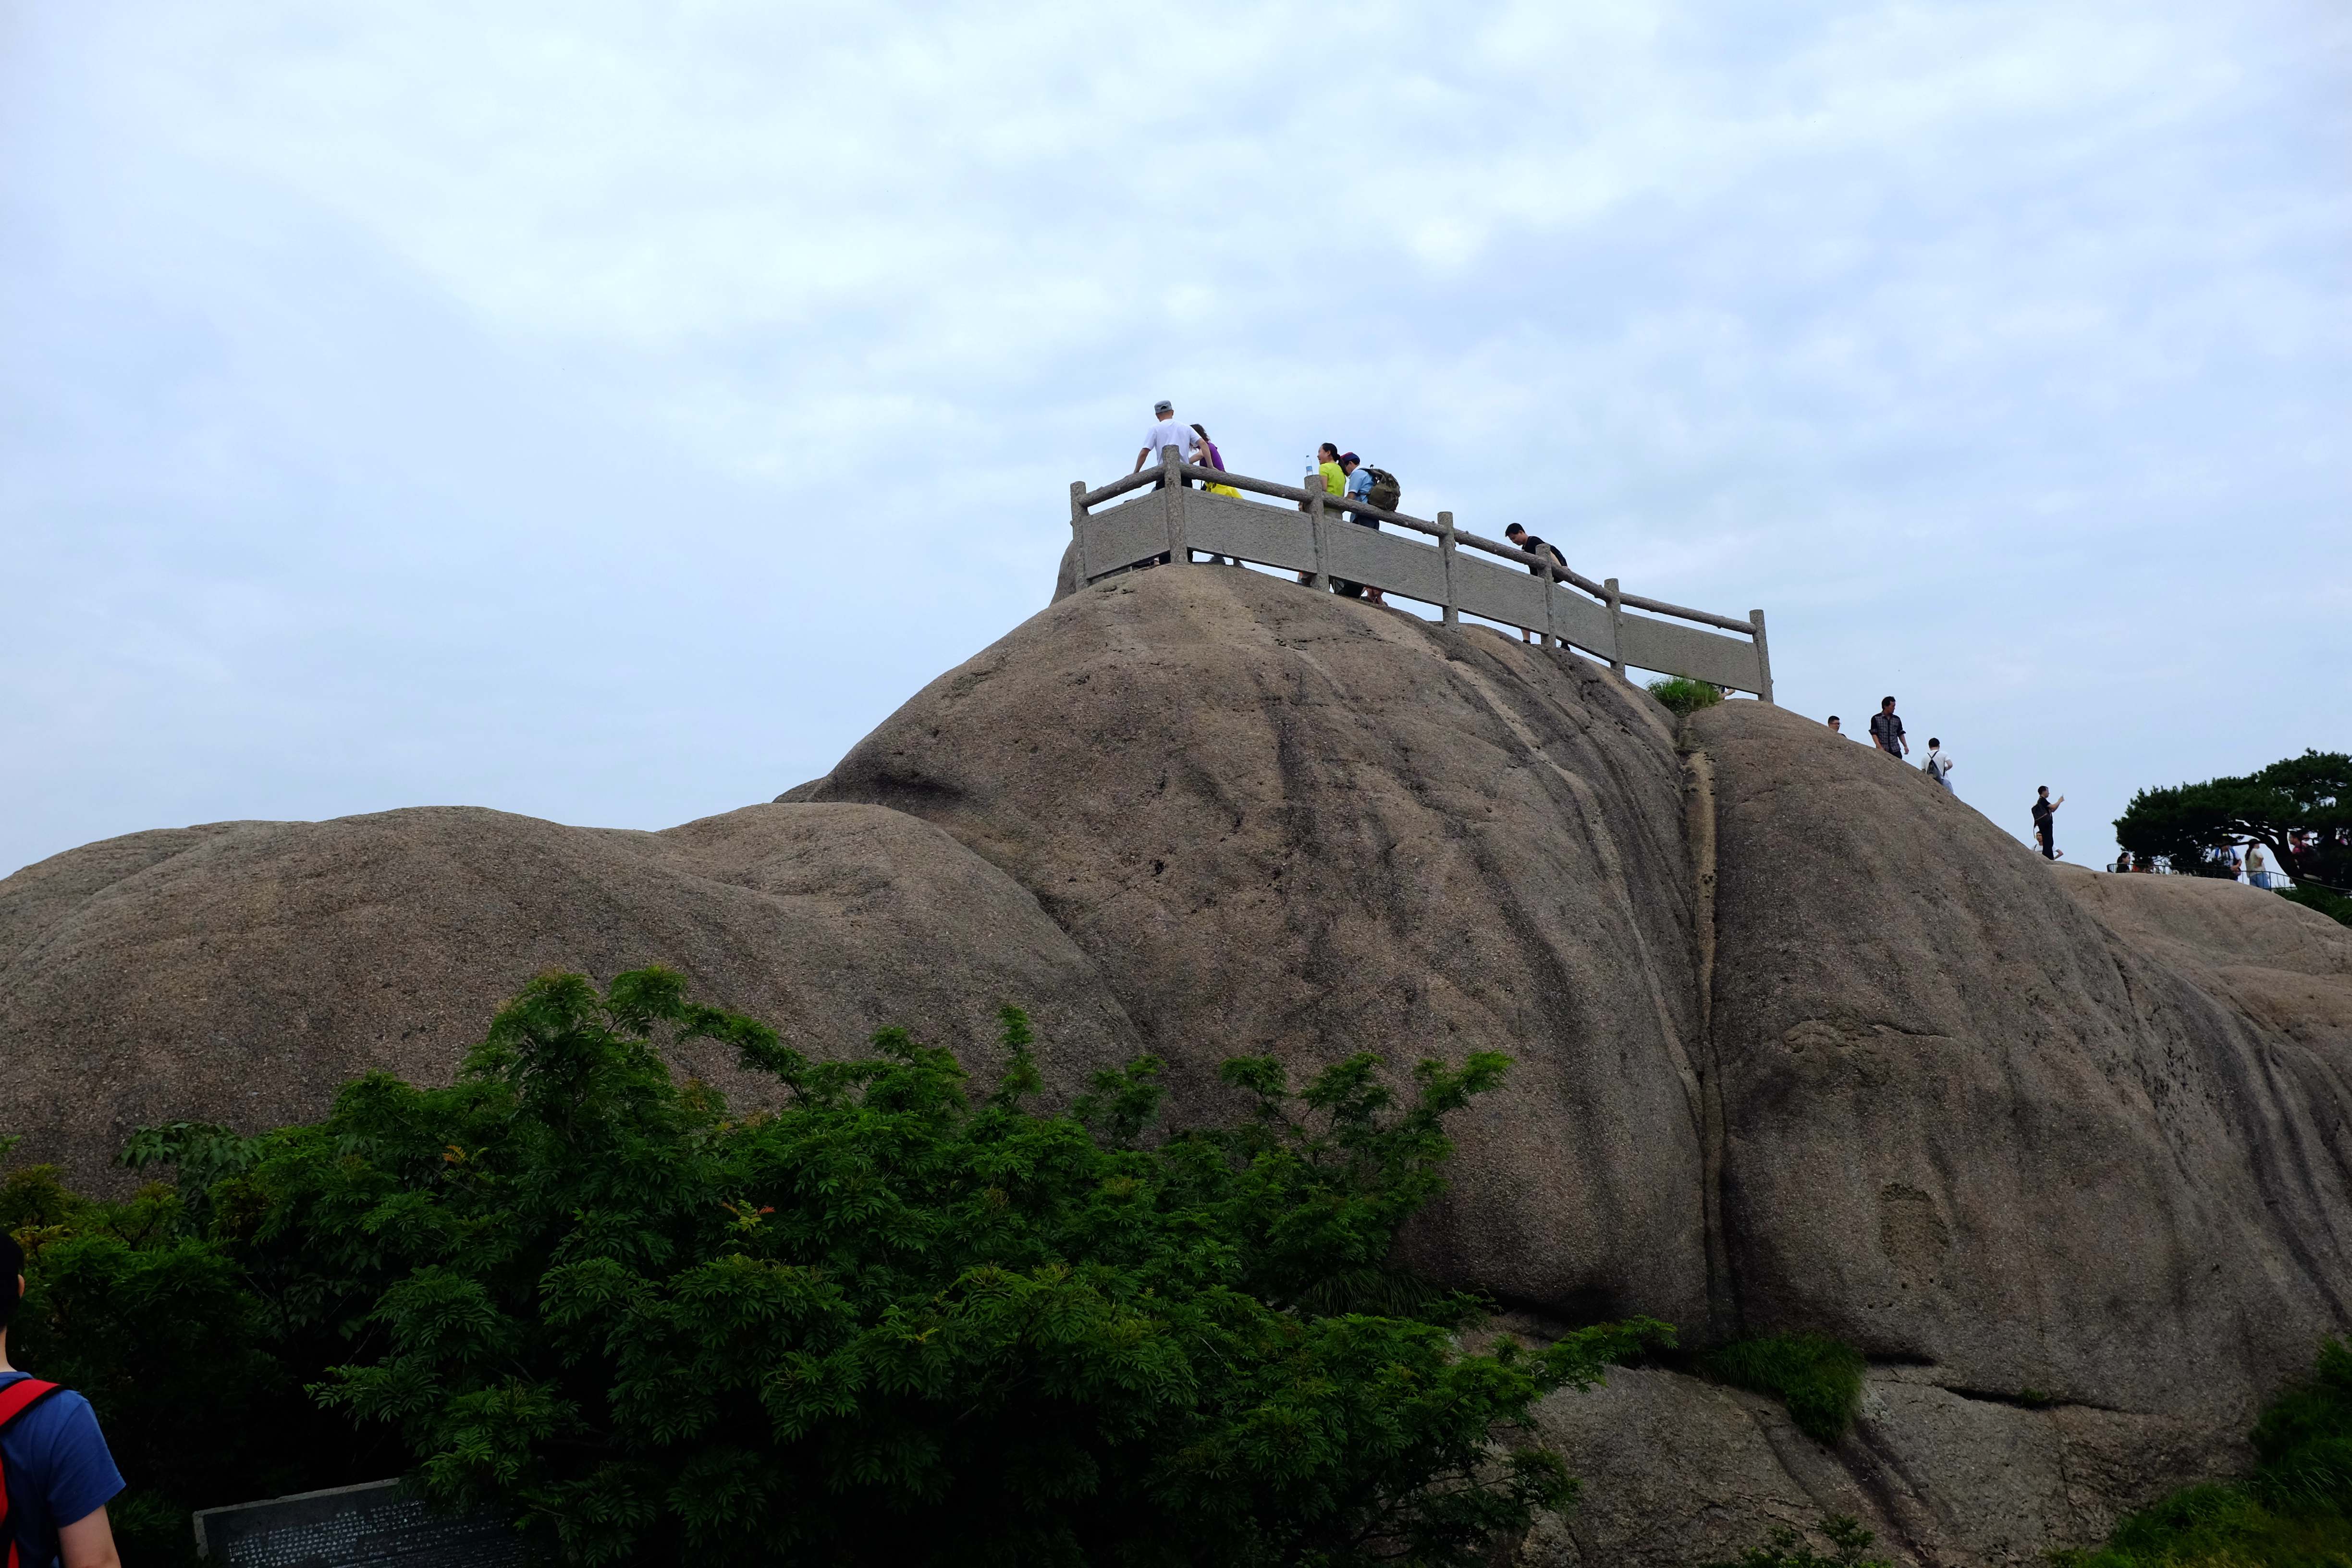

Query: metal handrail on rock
<box><xmin>1068</xmin><ymin>448</ymin><xmax>1775</xmax><ymax>701</ymax></box>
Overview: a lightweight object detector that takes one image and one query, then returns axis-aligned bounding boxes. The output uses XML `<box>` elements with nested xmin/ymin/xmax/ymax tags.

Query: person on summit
<box><xmin>1337</xmin><ymin>453</ymin><xmax>1387</xmax><ymax>606</ymax></box>
<box><xmin>1826</xmin><ymin>715</ymin><xmax>1843</xmax><ymax>736</ymax></box>
<box><xmin>1131</xmin><ymin>401</ymin><xmax>1203</xmax><ymax>486</ymax></box>
<box><xmin>0</xmin><ymin>1234</ymin><xmax>125</xmax><ymax>1568</ymax></box>
<box><xmin>1869</xmin><ymin>696</ymin><xmax>1908</xmax><ymax>760</ymax></box>
<box><xmin>1503</xmin><ymin>524</ymin><xmax>1567</xmax><ymax>643</ymax></box>
<box><xmin>1190</xmin><ymin>424</ymin><xmax>1240</xmax><ymax>498</ymax></box>
<box><xmin>2032</xmin><ymin>786</ymin><xmax>2066</xmax><ymax>860</ymax></box>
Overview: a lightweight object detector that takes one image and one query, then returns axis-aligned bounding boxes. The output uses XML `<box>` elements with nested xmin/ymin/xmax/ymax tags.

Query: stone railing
<box><xmin>1069</xmin><ymin>448</ymin><xmax>1775</xmax><ymax>701</ymax></box>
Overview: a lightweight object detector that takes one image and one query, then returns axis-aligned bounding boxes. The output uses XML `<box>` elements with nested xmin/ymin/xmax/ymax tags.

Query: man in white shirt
<box><xmin>1924</xmin><ymin>738</ymin><xmax>1956</xmax><ymax>792</ymax></box>
<box><xmin>1132</xmin><ymin>401</ymin><xmax>1203</xmax><ymax>481</ymax></box>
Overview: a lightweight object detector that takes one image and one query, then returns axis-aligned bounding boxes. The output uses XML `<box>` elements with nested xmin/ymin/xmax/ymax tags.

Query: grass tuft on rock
<box><xmin>1699</xmin><ymin>1334</ymin><xmax>1866</xmax><ymax>1444</ymax></box>
<box><xmin>1647</xmin><ymin>675</ymin><xmax>1726</xmax><ymax>716</ymax></box>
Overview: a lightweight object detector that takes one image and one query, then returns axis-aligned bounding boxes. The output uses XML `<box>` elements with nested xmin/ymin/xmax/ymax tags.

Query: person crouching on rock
<box><xmin>1503</xmin><ymin>525</ymin><xmax>1567</xmax><ymax>644</ymax></box>
<box><xmin>0</xmin><ymin>1233</ymin><xmax>127</xmax><ymax>1568</ymax></box>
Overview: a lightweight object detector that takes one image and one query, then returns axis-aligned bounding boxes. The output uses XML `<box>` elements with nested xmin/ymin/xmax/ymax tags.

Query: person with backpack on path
<box><xmin>1503</xmin><ymin>525</ymin><xmax>1567</xmax><ymax>643</ymax></box>
<box><xmin>2032</xmin><ymin>787</ymin><xmax>2066</xmax><ymax>860</ymax></box>
<box><xmin>1335</xmin><ymin>453</ymin><xmax>1387</xmax><ymax>605</ymax></box>
<box><xmin>1923</xmin><ymin>737</ymin><xmax>1956</xmax><ymax>792</ymax></box>
<box><xmin>0</xmin><ymin>1235</ymin><xmax>124</xmax><ymax>1568</ymax></box>
<box><xmin>1869</xmin><ymin>697</ymin><xmax>1908</xmax><ymax>760</ymax></box>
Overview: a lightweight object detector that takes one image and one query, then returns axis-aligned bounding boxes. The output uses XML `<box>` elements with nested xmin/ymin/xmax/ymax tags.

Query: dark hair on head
<box><xmin>1505</xmin><ymin>523</ymin><xmax>1527</xmax><ymax>536</ymax></box>
<box><xmin>1928</xmin><ymin>737</ymin><xmax>1940</xmax><ymax>747</ymax></box>
<box><xmin>1881</xmin><ymin>696</ymin><xmax>1896</xmax><ymax>706</ymax></box>
<box><xmin>0</xmin><ymin>1232</ymin><xmax>21</xmax><ymax>1330</ymax></box>
<box><xmin>1190</xmin><ymin>423</ymin><xmax>1209</xmax><ymax>439</ymax></box>
<box><xmin>1318</xmin><ymin>442</ymin><xmax>1338</xmax><ymax>458</ymax></box>
<box><xmin>2038</xmin><ymin>784</ymin><xmax>2049</xmax><ymax>794</ymax></box>
<box><xmin>1827</xmin><ymin>715</ymin><xmax>1839</xmax><ymax>723</ymax></box>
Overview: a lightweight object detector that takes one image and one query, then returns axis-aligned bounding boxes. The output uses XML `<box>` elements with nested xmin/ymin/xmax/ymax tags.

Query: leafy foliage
<box><xmin>2052</xmin><ymin>1339</ymin><xmax>2352</xmax><ymax>1568</ymax></box>
<box><xmin>1697</xmin><ymin>1335</ymin><xmax>1865</xmax><ymax>1445</ymax></box>
<box><xmin>7</xmin><ymin>970</ymin><xmax>1669</xmax><ymax>1567</ymax></box>
<box><xmin>1647</xmin><ymin>676</ymin><xmax>1726</xmax><ymax>717</ymax></box>
<box><xmin>2115</xmin><ymin>750</ymin><xmax>2350</xmax><ymax>887</ymax></box>
<box><xmin>2279</xmin><ymin>885</ymin><xmax>2352</xmax><ymax>931</ymax></box>
<box><xmin>4</xmin><ymin>1153</ymin><xmax>393</xmax><ymax>1567</ymax></box>
<box><xmin>1703</xmin><ymin>1514</ymin><xmax>1890</xmax><ymax>1568</ymax></box>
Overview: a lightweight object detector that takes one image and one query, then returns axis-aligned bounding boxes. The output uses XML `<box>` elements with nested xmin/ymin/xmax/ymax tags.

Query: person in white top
<box><xmin>2247</xmin><ymin>845</ymin><xmax>2272</xmax><ymax>889</ymax></box>
<box><xmin>1924</xmin><ymin>738</ymin><xmax>1956</xmax><ymax>792</ymax></box>
<box><xmin>1132</xmin><ymin>400</ymin><xmax>1204</xmax><ymax>480</ymax></box>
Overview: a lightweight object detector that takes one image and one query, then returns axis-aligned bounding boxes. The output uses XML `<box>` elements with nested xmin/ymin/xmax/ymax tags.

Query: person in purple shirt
<box><xmin>0</xmin><ymin>1234</ymin><xmax>123</xmax><ymax>1568</ymax></box>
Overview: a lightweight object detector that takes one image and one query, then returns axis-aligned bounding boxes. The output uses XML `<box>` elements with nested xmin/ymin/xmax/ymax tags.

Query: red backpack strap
<box><xmin>0</xmin><ymin>1381</ymin><xmax>57</xmax><ymax>1428</ymax></box>
<box><xmin>0</xmin><ymin>1380</ymin><xmax>62</xmax><ymax>1568</ymax></box>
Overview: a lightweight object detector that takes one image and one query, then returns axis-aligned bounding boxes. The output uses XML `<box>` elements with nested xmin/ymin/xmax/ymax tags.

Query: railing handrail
<box><xmin>1081</xmin><ymin>460</ymin><xmax>1759</xmax><ymax>641</ymax></box>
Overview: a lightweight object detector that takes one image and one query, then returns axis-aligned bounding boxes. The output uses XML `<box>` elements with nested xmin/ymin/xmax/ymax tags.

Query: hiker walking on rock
<box><xmin>1869</xmin><ymin>697</ymin><xmax>1908</xmax><ymax>760</ymax></box>
<box><xmin>2032</xmin><ymin>786</ymin><xmax>2065</xmax><ymax>860</ymax></box>
<box><xmin>1504</xmin><ymin>524</ymin><xmax>1567</xmax><ymax>644</ymax></box>
<box><xmin>0</xmin><ymin>1234</ymin><xmax>126</xmax><ymax>1568</ymax></box>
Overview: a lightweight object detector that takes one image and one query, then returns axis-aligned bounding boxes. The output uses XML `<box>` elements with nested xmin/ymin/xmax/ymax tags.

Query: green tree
<box><xmin>3</xmin><ymin>1140</ymin><xmax>392</xmax><ymax>1566</ymax></box>
<box><xmin>184</xmin><ymin>969</ymin><xmax>1669</xmax><ymax>1567</ymax></box>
<box><xmin>2115</xmin><ymin>751</ymin><xmax>2350</xmax><ymax>888</ymax></box>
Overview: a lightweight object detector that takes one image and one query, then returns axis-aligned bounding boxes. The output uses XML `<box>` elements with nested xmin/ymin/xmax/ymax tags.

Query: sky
<box><xmin>3</xmin><ymin>0</ymin><xmax>2346</xmax><ymax>880</ymax></box>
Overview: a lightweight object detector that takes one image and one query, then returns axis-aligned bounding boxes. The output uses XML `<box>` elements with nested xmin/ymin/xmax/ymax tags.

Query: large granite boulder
<box><xmin>1687</xmin><ymin>698</ymin><xmax>2352</xmax><ymax>1426</ymax></box>
<box><xmin>0</xmin><ymin>803</ymin><xmax>1140</xmax><ymax>1191</ymax></box>
<box><xmin>8</xmin><ymin>558</ymin><xmax>2349</xmax><ymax>1564</ymax></box>
<box><xmin>808</xmin><ymin>564</ymin><xmax>1719</xmax><ymax>1330</ymax></box>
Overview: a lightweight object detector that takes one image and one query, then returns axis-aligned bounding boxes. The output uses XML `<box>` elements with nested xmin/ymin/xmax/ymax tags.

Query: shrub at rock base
<box><xmin>1696</xmin><ymin>1335</ymin><xmax>1867</xmax><ymax>1445</ymax></box>
<box><xmin>2052</xmin><ymin>1337</ymin><xmax>2352</xmax><ymax>1568</ymax></box>
<box><xmin>7</xmin><ymin>970</ymin><xmax>1670</xmax><ymax>1568</ymax></box>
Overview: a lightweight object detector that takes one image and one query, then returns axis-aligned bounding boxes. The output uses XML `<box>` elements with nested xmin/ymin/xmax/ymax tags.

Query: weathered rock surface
<box><xmin>7</xmin><ymin>559</ymin><xmax>2350</xmax><ymax>1565</ymax></box>
<box><xmin>1690</xmin><ymin>697</ymin><xmax>2352</xmax><ymax>1428</ymax></box>
<box><xmin>809</xmin><ymin>564</ymin><xmax>1717</xmax><ymax>1328</ymax></box>
<box><xmin>1519</xmin><ymin>1363</ymin><xmax>2247</xmax><ymax>1568</ymax></box>
<box><xmin>0</xmin><ymin>803</ymin><xmax>1140</xmax><ymax>1191</ymax></box>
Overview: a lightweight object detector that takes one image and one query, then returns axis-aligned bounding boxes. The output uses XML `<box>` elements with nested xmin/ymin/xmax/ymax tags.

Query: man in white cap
<box><xmin>1132</xmin><ymin>400</ymin><xmax>1203</xmax><ymax>481</ymax></box>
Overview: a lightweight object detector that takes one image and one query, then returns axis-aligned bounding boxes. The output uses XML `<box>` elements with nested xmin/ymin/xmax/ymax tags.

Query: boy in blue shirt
<box><xmin>0</xmin><ymin>1235</ymin><xmax>122</xmax><ymax>1568</ymax></box>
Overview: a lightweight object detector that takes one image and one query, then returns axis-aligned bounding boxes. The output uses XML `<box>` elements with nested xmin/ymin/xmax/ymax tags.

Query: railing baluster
<box><xmin>1750</xmin><ymin>610</ymin><xmax>1774</xmax><ymax>703</ymax></box>
<box><xmin>1069</xmin><ymin>480</ymin><xmax>1090</xmax><ymax>587</ymax></box>
<box><xmin>1439</xmin><ymin>511</ymin><xmax>1457</xmax><ymax>625</ymax></box>
<box><xmin>1308</xmin><ymin>473</ymin><xmax>1330</xmax><ymax>591</ymax></box>
<box><xmin>1605</xmin><ymin>577</ymin><xmax>1625</xmax><ymax>676</ymax></box>
<box><xmin>1161</xmin><ymin>446</ymin><xmax>1188</xmax><ymax>564</ymax></box>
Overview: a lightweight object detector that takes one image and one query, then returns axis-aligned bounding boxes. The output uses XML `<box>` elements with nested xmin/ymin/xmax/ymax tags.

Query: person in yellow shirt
<box><xmin>1314</xmin><ymin>443</ymin><xmax>1347</xmax><ymax>508</ymax></box>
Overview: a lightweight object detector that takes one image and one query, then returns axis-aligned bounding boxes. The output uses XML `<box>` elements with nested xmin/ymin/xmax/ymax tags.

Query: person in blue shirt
<box><xmin>1336</xmin><ymin>453</ymin><xmax>1386</xmax><ymax>605</ymax></box>
<box><xmin>0</xmin><ymin>1234</ymin><xmax>123</xmax><ymax>1568</ymax></box>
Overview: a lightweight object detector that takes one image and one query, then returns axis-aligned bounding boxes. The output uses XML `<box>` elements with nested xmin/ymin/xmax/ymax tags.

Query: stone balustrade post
<box><xmin>1605</xmin><ymin>577</ymin><xmax>1625</xmax><ymax>676</ymax></box>
<box><xmin>1439</xmin><ymin>511</ymin><xmax>1458</xmax><ymax>625</ymax></box>
<box><xmin>1161</xmin><ymin>445</ymin><xmax>1188</xmax><ymax>564</ymax></box>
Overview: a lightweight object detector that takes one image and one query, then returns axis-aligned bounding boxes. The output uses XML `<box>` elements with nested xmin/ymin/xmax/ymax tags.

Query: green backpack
<box><xmin>1364</xmin><ymin>468</ymin><xmax>1400</xmax><ymax>512</ymax></box>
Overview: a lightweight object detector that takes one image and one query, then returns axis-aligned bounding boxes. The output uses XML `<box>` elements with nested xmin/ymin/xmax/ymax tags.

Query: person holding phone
<box><xmin>2032</xmin><ymin>787</ymin><xmax>2065</xmax><ymax>860</ymax></box>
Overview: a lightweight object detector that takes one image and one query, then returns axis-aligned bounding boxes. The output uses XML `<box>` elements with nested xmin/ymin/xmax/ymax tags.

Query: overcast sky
<box><xmin>3</xmin><ymin>0</ymin><xmax>2346</xmax><ymax>880</ymax></box>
